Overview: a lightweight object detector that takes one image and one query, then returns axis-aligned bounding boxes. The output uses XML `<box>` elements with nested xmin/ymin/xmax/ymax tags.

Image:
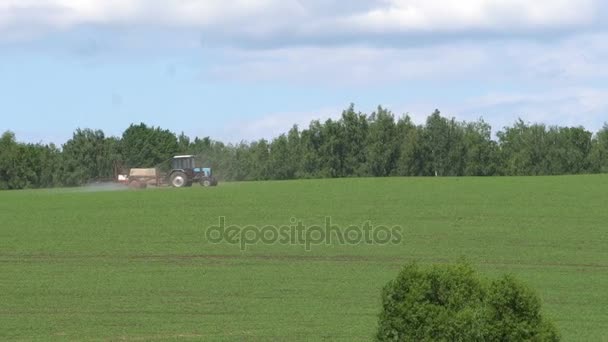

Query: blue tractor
<box><xmin>169</xmin><ymin>155</ymin><xmax>218</xmax><ymax>188</ymax></box>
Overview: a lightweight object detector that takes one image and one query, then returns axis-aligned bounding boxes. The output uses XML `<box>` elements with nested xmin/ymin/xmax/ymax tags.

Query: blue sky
<box><xmin>1</xmin><ymin>0</ymin><xmax>607</xmax><ymax>144</ymax></box>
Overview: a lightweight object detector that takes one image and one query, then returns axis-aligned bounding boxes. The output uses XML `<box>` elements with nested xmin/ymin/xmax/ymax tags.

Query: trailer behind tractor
<box><xmin>120</xmin><ymin>155</ymin><xmax>217</xmax><ymax>189</ymax></box>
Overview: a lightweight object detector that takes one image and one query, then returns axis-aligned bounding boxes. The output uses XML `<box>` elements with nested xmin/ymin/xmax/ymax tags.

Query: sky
<box><xmin>0</xmin><ymin>0</ymin><xmax>607</xmax><ymax>144</ymax></box>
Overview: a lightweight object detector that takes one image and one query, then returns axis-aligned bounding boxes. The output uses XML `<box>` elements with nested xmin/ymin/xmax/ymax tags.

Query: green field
<box><xmin>1</xmin><ymin>176</ymin><xmax>607</xmax><ymax>341</ymax></box>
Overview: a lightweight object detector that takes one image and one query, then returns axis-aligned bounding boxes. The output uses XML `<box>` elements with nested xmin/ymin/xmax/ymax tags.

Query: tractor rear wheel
<box><xmin>129</xmin><ymin>180</ymin><xmax>140</xmax><ymax>189</ymax></box>
<box><xmin>170</xmin><ymin>172</ymin><xmax>188</xmax><ymax>188</ymax></box>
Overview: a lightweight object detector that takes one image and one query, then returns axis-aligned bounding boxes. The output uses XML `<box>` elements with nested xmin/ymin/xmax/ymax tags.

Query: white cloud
<box><xmin>429</xmin><ymin>87</ymin><xmax>608</xmax><ymax>134</ymax></box>
<box><xmin>0</xmin><ymin>0</ymin><xmax>137</xmax><ymax>27</ymax></box>
<box><xmin>227</xmin><ymin>86</ymin><xmax>608</xmax><ymax>144</ymax></box>
<box><xmin>205</xmin><ymin>28</ymin><xmax>608</xmax><ymax>140</ymax></box>
<box><xmin>0</xmin><ymin>0</ymin><xmax>306</xmax><ymax>33</ymax></box>
<box><xmin>346</xmin><ymin>0</ymin><xmax>597</xmax><ymax>32</ymax></box>
<box><xmin>224</xmin><ymin>107</ymin><xmax>342</xmax><ymax>142</ymax></box>
<box><xmin>505</xmin><ymin>33</ymin><xmax>608</xmax><ymax>81</ymax></box>
<box><xmin>1</xmin><ymin>0</ymin><xmax>606</xmax><ymax>141</ymax></box>
<box><xmin>200</xmin><ymin>30</ymin><xmax>608</xmax><ymax>88</ymax></box>
<box><xmin>0</xmin><ymin>0</ymin><xmax>603</xmax><ymax>43</ymax></box>
<box><xmin>207</xmin><ymin>43</ymin><xmax>489</xmax><ymax>86</ymax></box>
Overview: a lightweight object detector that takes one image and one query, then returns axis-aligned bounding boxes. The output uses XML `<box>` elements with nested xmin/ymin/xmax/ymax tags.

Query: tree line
<box><xmin>1</xmin><ymin>105</ymin><xmax>607</xmax><ymax>189</ymax></box>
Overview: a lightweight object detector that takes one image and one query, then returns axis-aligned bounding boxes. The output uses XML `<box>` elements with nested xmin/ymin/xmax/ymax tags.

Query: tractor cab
<box><xmin>171</xmin><ymin>155</ymin><xmax>196</xmax><ymax>170</ymax></box>
<box><xmin>169</xmin><ymin>155</ymin><xmax>218</xmax><ymax>188</ymax></box>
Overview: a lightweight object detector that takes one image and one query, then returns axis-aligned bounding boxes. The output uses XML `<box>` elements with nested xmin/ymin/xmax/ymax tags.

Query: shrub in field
<box><xmin>376</xmin><ymin>262</ymin><xmax>560</xmax><ymax>342</ymax></box>
<box><xmin>484</xmin><ymin>275</ymin><xmax>560</xmax><ymax>341</ymax></box>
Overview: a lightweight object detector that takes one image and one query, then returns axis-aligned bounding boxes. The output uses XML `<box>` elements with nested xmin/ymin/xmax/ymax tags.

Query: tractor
<box><xmin>121</xmin><ymin>155</ymin><xmax>217</xmax><ymax>189</ymax></box>
<box><xmin>168</xmin><ymin>155</ymin><xmax>218</xmax><ymax>188</ymax></box>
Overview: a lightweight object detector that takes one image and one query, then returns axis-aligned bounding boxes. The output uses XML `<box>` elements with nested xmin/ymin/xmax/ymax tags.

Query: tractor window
<box><xmin>172</xmin><ymin>158</ymin><xmax>195</xmax><ymax>170</ymax></box>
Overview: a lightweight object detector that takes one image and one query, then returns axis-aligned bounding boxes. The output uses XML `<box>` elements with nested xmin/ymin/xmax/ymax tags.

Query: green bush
<box><xmin>376</xmin><ymin>262</ymin><xmax>559</xmax><ymax>341</ymax></box>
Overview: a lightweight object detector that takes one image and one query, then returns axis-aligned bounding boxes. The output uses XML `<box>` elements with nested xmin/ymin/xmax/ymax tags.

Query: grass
<box><xmin>1</xmin><ymin>175</ymin><xmax>607</xmax><ymax>341</ymax></box>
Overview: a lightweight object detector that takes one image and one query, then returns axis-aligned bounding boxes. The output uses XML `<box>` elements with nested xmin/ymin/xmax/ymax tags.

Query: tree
<box><xmin>121</xmin><ymin>123</ymin><xmax>178</xmax><ymax>168</ymax></box>
<box><xmin>463</xmin><ymin>119</ymin><xmax>499</xmax><ymax>176</ymax></box>
<box><xmin>498</xmin><ymin>120</ymin><xmax>545</xmax><ymax>176</ymax></box>
<box><xmin>268</xmin><ymin>134</ymin><xmax>293</xmax><ymax>180</ymax></box>
<box><xmin>2</xmin><ymin>108</ymin><xmax>607</xmax><ymax>189</ymax></box>
<box><xmin>395</xmin><ymin>117</ymin><xmax>429</xmax><ymax>176</ymax></box>
<box><xmin>177</xmin><ymin>132</ymin><xmax>192</xmax><ymax>154</ymax></box>
<box><xmin>377</xmin><ymin>262</ymin><xmax>559</xmax><ymax>341</ymax></box>
<box><xmin>286</xmin><ymin>125</ymin><xmax>305</xmax><ymax>178</ymax></box>
<box><xmin>544</xmin><ymin>127</ymin><xmax>592</xmax><ymax>175</ymax></box>
<box><xmin>589</xmin><ymin>124</ymin><xmax>608</xmax><ymax>173</ymax></box>
<box><xmin>318</xmin><ymin>118</ymin><xmax>347</xmax><ymax>178</ymax></box>
<box><xmin>299</xmin><ymin>120</ymin><xmax>323</xmax><ymax>178</ymax></box>
<box><xmin>366</xmin><ymin>106</ymin><xmax>398</xmax><ymax>177</ymax></box>
<box><xmin>485</xmin><ymin>275</ymin><xmax>560</xmax><ymax>341</ymax></box>
<box><xmin>341</xmin><ymin>104</ymin><xmax>369</xmax><ymax>176</ymax></box>
<box><xmin>497</xmin><ymin>121</ymin><xmax>595</xmax><ymax>176</ymax></box>
<box><xmin>61</xmin><ymin>128</ymin><xmax>116</xmax><ymax>186</ymax></box>
<box><xmin>423</xmin><ymin>110</ymin><xmax>466</xmax><ymax>176</ymax></box>
<box><xmin>232</xmin><ymin>139</ymin><xmax>272</xmax><ymax>181</ymax></box>
<box><xmin>20</xmin><ymin>143</ymin><xmax>62</xmax><ymax>188</ymax></box>
<box><xmin>0</xmin><ymin>131</ymin><xmax>20</xmax><ymax>189</ymax></box>
<box><xmin>0</xmin><ymin>131</ymin><xmax>64</xmax><ymax>189</ymax></box>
